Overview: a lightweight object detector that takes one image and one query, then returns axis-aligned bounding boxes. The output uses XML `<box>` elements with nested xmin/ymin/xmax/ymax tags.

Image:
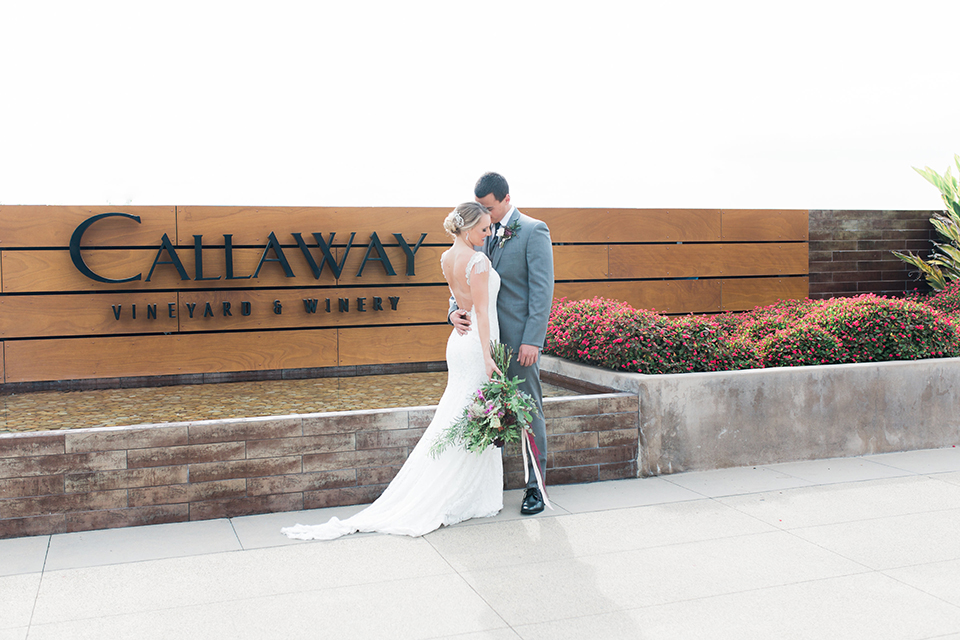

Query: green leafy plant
<box><xmin>893</xmin><ymin>155</ymin><xmax>960</xmax><ymax>290</ymax></box>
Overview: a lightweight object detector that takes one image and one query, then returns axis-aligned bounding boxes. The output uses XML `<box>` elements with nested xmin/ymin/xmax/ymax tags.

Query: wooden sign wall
<box><xmin>0</xmin><ymin>206</ymin><xmax>808</xmax><ymax>384</ymax></box>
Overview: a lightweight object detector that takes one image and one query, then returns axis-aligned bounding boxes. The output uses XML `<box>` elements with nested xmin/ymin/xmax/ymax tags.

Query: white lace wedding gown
<box><xmin>282</xmin><ymin>252</ymin><xmax>503</xmax><ymax>540</ymax></box>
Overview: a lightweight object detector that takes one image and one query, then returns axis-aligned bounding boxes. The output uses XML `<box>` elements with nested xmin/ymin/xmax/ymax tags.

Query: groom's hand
<box><xmin>518</xmin><ymin>344</ymin><xmax>540</xmax><ymax>368</ymax></box>
<box><xmin>450</xmin><ymin>309</ymin><xmax>471</xmax><ymax>336</ymax></box>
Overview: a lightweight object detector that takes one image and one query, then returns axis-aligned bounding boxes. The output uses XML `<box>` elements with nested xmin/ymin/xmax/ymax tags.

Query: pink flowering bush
<box><xmin>545</xmin><ymin>294</ymin><xmax>960</xmax><ymax>374</ymax></box>
<box><xmin>756</xmin><ymin>324</ymin><xmax>844</xmax><ymax>367</ymax></box>
<box><xmin>804</xmin><ymin>295</ymin><xmax>960</xmax><ymax>363</ymax></box>
<box><xmin>918</xmin><ymin>280</ymin><xmax>960</xmax><ymax>317</ymax></box>
<box><xmin>546</xmin><ymin>297</ymin><xmax>746</xmax><ymax>374</ymax></box>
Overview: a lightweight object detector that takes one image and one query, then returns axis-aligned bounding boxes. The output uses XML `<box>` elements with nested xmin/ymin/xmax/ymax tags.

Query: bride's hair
<box><xmin>443</xmin><ymin>202</ymin><xmax>487</xmax><ymax>237</ymax></box>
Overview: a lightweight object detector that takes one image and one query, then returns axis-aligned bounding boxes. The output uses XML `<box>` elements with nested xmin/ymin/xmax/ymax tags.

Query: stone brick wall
<box><xmin>808</xmin><ymin>210</ymin><xmax>936</xmax><ymax>299</ymax></box>
<box><xmin>0</xmin><ymin>392</ymin><xmax>639</xmax><ymax>539</ymax></box>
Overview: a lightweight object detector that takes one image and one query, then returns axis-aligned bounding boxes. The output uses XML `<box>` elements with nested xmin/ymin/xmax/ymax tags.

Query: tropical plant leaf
<box><xmin>896</xmin><ymin>158</ymin><xmax>960</xmax><ymax>290</ymax></box>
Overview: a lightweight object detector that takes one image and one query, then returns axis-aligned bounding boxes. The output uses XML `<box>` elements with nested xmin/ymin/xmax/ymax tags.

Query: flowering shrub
<box><xmin>545</xmin><ymin>297</ymin><xmax>656</xmax><ymax>369</ymax></box>
<box><xmin>805</xmin><ymin>294</ymin><xmax>960</xmax><ymax>362</ymax></box>
<box><xmin>756</xmin><ymin>324</ymin><xmax>843</xmax><ymax>367</ymax></box>
<box><xmin>720</xmin><ymin>299</ymin><xmax>824</xmax><ymax>342</ymax></box>
<box><xmin>545</xmin><ymin>293</ymin><xmax>960</xmax><ymax>374</ymax></box>
<box><xmin>921</xmin><ymin>280</ymin><xmax>960</xmax><ymax>317</ymax></box>
<box><xmin>547</xmin><ymin>298</ymin><xmax>745</xmax><ymax>374</ymax></box>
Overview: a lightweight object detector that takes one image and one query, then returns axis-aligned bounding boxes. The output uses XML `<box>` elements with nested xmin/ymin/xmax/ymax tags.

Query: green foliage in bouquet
<box><xmin>893</xmin><ymin>155</ymin><xmax>960</xmax><ymax>290</ymax></box>
<box><xmin>430</xmin><ymin>341</ymin><xmax>539</xmax><ymax>457</ymax></box>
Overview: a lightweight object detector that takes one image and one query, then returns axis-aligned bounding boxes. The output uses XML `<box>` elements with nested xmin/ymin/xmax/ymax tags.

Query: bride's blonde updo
<box><xmin>443</xmin><ymin>202</ymin><xmax>487</xmax><ymax>237</ymax></box>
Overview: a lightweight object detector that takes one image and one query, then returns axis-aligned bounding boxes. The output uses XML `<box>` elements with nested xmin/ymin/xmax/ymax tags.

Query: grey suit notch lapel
<box><xmin>491</xmin><ymin>235</ymin><xmax>503</xmax><ymax>270</ymax></box>
<box><xmin>484</xmin><ymin>228</ymin><xmax>497</xmax><ymax>260</ymax></box>
<box><xmin>490</xmin><ymin>210</ymin><xmax>516</xmax><ymax>270</ymax></box>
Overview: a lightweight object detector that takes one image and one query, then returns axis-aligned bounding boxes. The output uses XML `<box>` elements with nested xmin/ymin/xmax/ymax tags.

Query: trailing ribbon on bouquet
<box><xmin>520</xmin><ymin>430</ymin><xmax>553</xmax><ymax>510</ymax></box>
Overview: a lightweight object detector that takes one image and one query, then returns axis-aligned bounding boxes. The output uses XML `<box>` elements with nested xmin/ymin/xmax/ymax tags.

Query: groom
<box><xmin>450</xmin><ymin>172</ymin><xmax>555</xmax><ymax>515</ymax></box>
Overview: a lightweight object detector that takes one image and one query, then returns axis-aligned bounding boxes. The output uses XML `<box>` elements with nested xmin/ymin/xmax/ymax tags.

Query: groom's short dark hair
<box><xmin>475</xmin><ymin>172</ymin><xmax>509</xmax><ymax>202</ymax></box>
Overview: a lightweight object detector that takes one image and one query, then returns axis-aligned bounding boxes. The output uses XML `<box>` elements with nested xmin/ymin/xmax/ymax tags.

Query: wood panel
<box><xmin>0</xmin><ymin>206</ymin><xmax>177</xmax><ymax>248</ymax></box>
<box><xmin>721</xmin><ymin>243</ymin><xmax>808</xmax><ymax>276</ymax></box>
<box><xmin>335</xmin><ymin>245</ymin><xmax>445</xmax><ymax>285</ymax></box>
<box><xmin>338</xmin><ymin>324</ymin><xmax>450</xmax><ymax>366</ymax></box>
<box><xmin>552</xmin><ymin>245</ymin><xmax>608</xmax><ymax>280</ymax></box>
<box><xmin>609</xmin><ymin>243</ymin><xmax>808</xmax><ymax>278</ymax></box>
<box><xmin>554</xmin><ymin>280</ymin><xmax>722</xmax><ymax>314</ymax></box>
<box><xmin>3</xmin><ymin>330</ymin><xmax>340</xmax><ymax>383</ymax></box>
<box><xmin>177</xmin><ymin>206</ymin><xmax>451</xmax><ymax>246</ymax></box>
<box><xmin>720</xmin><ymin>277</ymin><xmax>809</xmax><ymax>311</ymax></box>
<box><xmin>0</xmin><ymin>287</ymin><xmax>452</xmax><ymax>338</ymax></box>
<box><xmin>609</xmin><ymin>244</ymin><xmax>722</xmax><ymax>278</ymax></box>
<box><xmin>5</xmin><ymin>242</ymin><xmax>627</xmax><ymax>293</ymax></box>
<box><xmin>0</xmin><ymin>294</ymin><xmax>179</xmax><ymax>338</ymax></box>
<box><xmin>2</xmin><ymin>245</ymin><xmax>450</xmax><ymax>293</ymax></box>
<box><xmin>177</xmin><ymin>286</ymin><xmax>451</xmax><ymax>332</ymax></box>
<box><xmin>0</xmin><ymin>206</ymin><xmax>805</xmax><ymax>249</ymax></box>
<box><xmin>0</xmin><ymin>206</ymin><xmax>816</xmax><ymax>384</ymax></box>
<box><xmin>4</xmin><ymin>249</ymin><xmax>169</xmax><ymax>293</ymax></box>
<box><xmin>721</xmin><ymin>209</ymin><xmax>808</xmax><ymax>241</ymax></box>
<box><xmin>529</xmin><ymin>209</ymin><xmax>722</xmax><ymax>243</ymax></box>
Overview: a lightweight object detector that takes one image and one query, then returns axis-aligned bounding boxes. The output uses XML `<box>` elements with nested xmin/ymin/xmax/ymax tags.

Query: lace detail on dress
<box><xmin>465</xmin><ymin>252</ymin><xmax>490</xmax><ymax>285</ymax></box>
<box><xmin>440</xmin><ymin>250</ymin><xmax>451</xmax><ymax>282</ymax></box>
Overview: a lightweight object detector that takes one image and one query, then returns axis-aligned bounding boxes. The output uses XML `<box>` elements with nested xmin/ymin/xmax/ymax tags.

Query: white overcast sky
<box><xmin>2</xmin><ymin>0</ymin><xmax>958</xmax><ymax>210</ymax></box>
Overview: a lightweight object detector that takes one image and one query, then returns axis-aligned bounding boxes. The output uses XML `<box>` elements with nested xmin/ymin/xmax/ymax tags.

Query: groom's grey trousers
<box><xmin>506</xmin><ymin>354</ymin><xmax>546</xmax><ymax>488</ymax></box>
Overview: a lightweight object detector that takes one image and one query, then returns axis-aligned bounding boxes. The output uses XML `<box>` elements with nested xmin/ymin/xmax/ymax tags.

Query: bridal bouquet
<box><xmin>430</xmin><ymin>341</ymin><xmax>539</xmax><ymax>457</ymax></box>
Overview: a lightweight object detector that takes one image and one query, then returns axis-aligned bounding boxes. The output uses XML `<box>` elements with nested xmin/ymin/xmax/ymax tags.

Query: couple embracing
<box><xmin>283</xmin><ymin>172</ymin><xmax>555</xmax><ymax>541</ymax></box>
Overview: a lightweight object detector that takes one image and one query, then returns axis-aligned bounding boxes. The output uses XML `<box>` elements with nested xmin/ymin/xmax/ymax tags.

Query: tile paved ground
<box><xmin>3</xmin><ymin>447</ymin><xmax>960</xmax><ymax>639</ymax></box>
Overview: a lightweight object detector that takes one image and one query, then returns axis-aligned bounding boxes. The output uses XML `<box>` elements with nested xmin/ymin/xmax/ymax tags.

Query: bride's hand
<box><xmin>485</xmin><ymin>358</ymin><xmax>502</xmax><ymax>380</ymax></box>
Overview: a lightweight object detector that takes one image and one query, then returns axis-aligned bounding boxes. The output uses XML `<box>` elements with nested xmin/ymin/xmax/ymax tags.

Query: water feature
<box><xmin>0</xmin><ymin>372</ymin><xmax>580</xmax><ymax>433</ymax></box>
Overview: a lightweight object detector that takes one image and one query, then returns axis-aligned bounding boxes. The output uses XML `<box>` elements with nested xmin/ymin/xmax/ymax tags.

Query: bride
<box><xmin>282</xmin><ymin>202</ymin><xmax>504</xmax><ymax>540</ymax></box>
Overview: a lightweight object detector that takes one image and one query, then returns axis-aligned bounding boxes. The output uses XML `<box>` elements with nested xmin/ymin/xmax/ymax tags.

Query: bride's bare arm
<box><xmin>469</xmin><ymin>262</ymin><xmax>500</xmax><ymax>379</ymax></box>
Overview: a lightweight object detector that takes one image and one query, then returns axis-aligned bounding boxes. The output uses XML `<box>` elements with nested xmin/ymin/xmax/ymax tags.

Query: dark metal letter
<box><xmin>253</xmin><ymin>232</ymin><xmax>295</xmax><ymax>279</ymax></box>
<box><xmin>357</xmin><ymin>232</ymin><xmax>396</xmax><ymax>277</ymax></box>
<box><xmin>194</xmin><ymin>235</ymin><xmax>221</xmax><ymax>281</ymax></box>
<box><xmin>69</xmin><ymin>212</ymin><xmax>142</xmax><ymax>283</ymax></box>
<box><xmin>393</xmin><ymin>233</ymin><xmax>427</xmax><ymax>276</ymax></box>
<box><xmin>146</xmin><ymin>234</ymin><xmax>190</xmax><ymax>282</ymax></box>
<box><xmin>224</xmin><ymin>235</ymin><xmax>252</xmax><ymax>280</ymax></box>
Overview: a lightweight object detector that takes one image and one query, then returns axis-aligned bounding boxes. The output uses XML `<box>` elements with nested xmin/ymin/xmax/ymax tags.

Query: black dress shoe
<box><xmin>521</xmin><ymin>487</ymin><xmax>544</xmax><ymax>515</ymax></box>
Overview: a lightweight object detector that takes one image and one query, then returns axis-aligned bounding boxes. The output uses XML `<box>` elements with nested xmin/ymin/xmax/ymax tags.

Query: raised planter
<box><xmin>0</xmin><ymin>391</ymin><xmax>637</xmax><ymax>539</ymax></box>
<box><xmin>542</xmin><ymin>355</ymin><xmax>960</xmax><ymax>476</ymax></box>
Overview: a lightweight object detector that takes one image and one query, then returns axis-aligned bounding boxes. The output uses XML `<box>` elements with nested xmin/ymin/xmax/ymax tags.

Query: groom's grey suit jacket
<box><xmin>484</xmin><ymin>208</ymin><xmax>554</xmax><ymax>353</ymax></box>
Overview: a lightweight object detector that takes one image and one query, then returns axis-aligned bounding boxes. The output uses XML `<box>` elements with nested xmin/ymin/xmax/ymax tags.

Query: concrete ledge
<box><xmin>542</xmin><ymin>355</ymin><xmax>960</xmax><ymax>476</ymax></box>
<box><xmin>0</xmin><ymin>391</ymin><xmax>637</xmax><ymax>539</ymax></box>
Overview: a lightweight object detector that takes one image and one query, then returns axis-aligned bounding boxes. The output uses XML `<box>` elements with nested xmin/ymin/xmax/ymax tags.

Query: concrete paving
<box><xmin>4</xmin><ymin>447</ymin><xmax>960</xmax><ymax>639</ymax></box>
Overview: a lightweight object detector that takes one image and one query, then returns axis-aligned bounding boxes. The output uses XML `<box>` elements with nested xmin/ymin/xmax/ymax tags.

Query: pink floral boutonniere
<box><xmin>497</xmin><ymin>220</ymin><xmax>521</xmax><ymax>248</ymax></box>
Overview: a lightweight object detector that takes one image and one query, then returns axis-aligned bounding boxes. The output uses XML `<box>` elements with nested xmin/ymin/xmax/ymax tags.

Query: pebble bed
<box><xmin>0</xmin><ymin>373</ymin><xmax>579</xmax><ymax>433</ymax></box>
